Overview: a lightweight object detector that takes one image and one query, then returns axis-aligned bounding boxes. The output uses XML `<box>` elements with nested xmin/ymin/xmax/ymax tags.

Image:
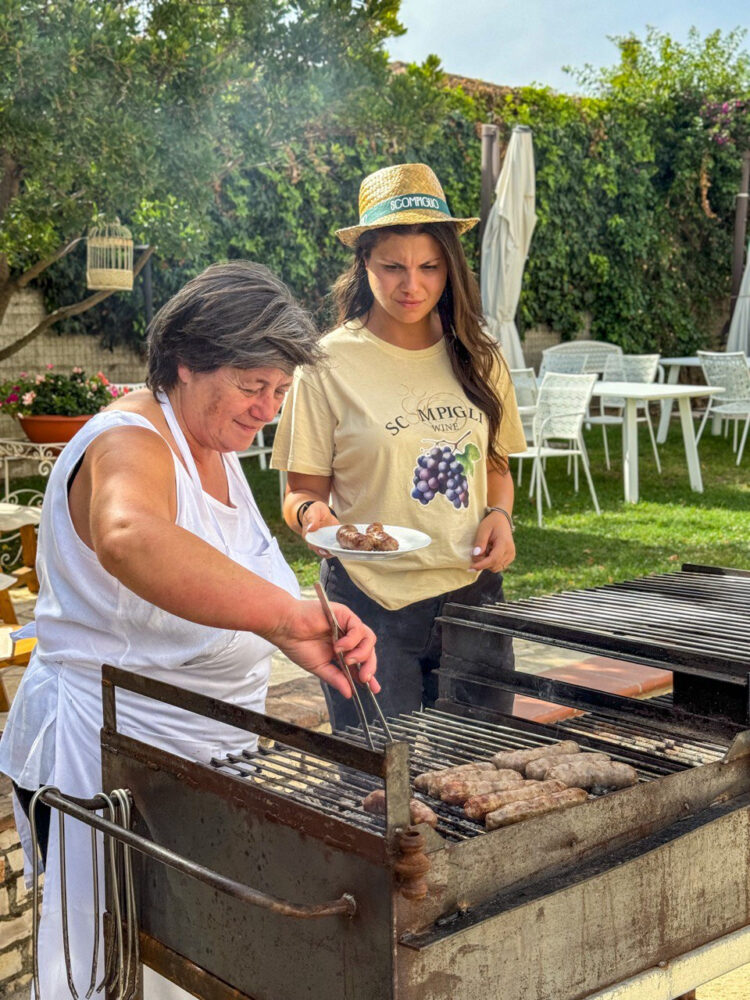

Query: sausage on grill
<box><xmin>409</xmin><ymin>799</ymin><xmax>439</xmax><ymax>828</ymax></box>
<box><xmin>492</xmin><ymin>740</ymin><xmax>580</xmax><ymax>772</ymax></box>
<box><xmin>336</xmin><ymin>524</ymin><xmax>375</xmax><ymax>551</ymax></box>
<box><xmin>414</xmin><ymin>761</ymin><xmax>495</xmax><ymax>795</ymax></box>
<box><xmin>463</xmin><ymin>779</ymin><xmax>567</xmax><ymax>821</ymax></box>
<box><xmin>365</xmin><ymin>523</ymin><xmax>399</xmax><ymax>551</ymax></box>
<box><xmin>362</xmin><ymin>789</ymin><xmax>438</xmax><ymax>828</ymax></box>
<box><xmin>485</xmin><ymin>787</ymin><xmax>588</xmax><ymax>830</ymax></box>
<box><xmin>546</xmin><ymin>759</ymin><xmax>639</xmax><ymax>791</ymax></box>
<box><xmin>439</xmin><ymin>769</ymin><xmax>524</xmax><ymax>805</ymax></box>
<box><xmin>525</xmin><ymin>751</ymin><xmax>610</xmax><ymax>781</ymax></box>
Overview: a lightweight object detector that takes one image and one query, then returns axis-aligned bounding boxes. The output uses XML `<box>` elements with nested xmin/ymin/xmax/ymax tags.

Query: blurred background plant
<box><xmin>0</xmin><ymin>368</ymin><xmax>119</xmax><ymax>418</ymax></box>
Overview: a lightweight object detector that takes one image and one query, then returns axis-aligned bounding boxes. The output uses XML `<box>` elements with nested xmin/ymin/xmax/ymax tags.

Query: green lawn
<box><xmin>242</xmin><ymin>423</ymin><xmax>749</xmax><ymax>599</ymax></box>
<box><xmin>11</xmin><ymin>426</ymin><xmax>747</xmax><ymax>599</ymax></box>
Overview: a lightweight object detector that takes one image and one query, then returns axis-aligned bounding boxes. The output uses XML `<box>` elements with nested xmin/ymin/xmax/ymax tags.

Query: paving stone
<box><xmin>0</xmin><ymin>949</ymin><xmax>22</xmax><ymax>984</ymax></box>
<box><xmin>14</xmin><ymin>876</ymin><xmax>27</xmax><ymax>903</ymax></box>
<box><xmin>265</xmin><ymin>677</ymin><xmax>328</xmax><ymax>729</ymax></box>
<box><xmin>3</xmin><ymin>851</ymin><xmax>23</xmax><ymax>876</ymax></box>
<box><xmin>0</xmin><ymin>830</ymin><xmax>18</xmax><ymax>852</ymax></box>
<box><xmin>0</xmin><ymin>910</ymin><xmax>31</xmax><ymax>946</ymax></box>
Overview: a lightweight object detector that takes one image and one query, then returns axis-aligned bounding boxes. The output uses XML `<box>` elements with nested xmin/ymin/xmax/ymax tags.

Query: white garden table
<box><xmin>657</xmin><ymin>356</ymin><xmax>749</xmax><ymax>443</ymax></box>
<box><xmin>591</xmin><ymin>382</ymin><xmax>724</xmax><ymax>503</ymax></box>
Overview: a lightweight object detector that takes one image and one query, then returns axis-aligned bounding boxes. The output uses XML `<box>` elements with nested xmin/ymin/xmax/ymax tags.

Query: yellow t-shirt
<box><xmin>271</xmin><ymin>323</ymin><xmax>526</xmax><ymax>610</ymax></box>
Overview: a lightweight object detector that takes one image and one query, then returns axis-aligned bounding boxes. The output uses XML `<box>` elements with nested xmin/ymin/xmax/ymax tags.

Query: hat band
<box><xmin>359</xmin><ymin>193</ymin><xmax>451</xmax><ymax>226</ymax></box>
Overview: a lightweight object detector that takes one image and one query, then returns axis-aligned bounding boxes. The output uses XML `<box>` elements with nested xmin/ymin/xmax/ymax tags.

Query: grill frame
<box><xmin>99</xmin><ymin>656</ymin><xmax>750</xmax><ymax>1000</ymax></box>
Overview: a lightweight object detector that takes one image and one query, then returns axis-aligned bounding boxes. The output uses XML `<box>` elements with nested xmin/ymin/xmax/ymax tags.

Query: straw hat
<box><xmin>335</xmin><ymin>163</ymin><xmax>479</xmax><ymax>247</ymax></box>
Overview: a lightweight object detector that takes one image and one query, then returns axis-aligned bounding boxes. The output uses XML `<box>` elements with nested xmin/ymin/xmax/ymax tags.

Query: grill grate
<box><xmin>210</xmin><ymin>706</ymin><xmax>723</xmax><ymax>843</ymax></box>
<box><xmin>464</xmin><ymin>568</ymin><xmax>750</xmax><ymax>676</ymax></box>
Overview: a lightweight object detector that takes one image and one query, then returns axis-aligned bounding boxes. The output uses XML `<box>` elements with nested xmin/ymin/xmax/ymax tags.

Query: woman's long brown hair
<box><xmin>332</xmin><ymin>222</ymin><xmax>508</xmax><ymax>470</ymax></box>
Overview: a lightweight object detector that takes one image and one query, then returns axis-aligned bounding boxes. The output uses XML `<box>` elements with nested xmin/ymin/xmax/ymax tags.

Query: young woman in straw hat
<box><xmin>272</xmin><ymin>163</ymin><xmax>526</xmax><ymax>730</ymax></box>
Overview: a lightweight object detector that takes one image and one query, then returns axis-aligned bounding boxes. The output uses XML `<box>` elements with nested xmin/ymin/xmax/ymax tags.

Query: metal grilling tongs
<box><xmin>314</xmin><ymin>582</ymin><xmax>393</xmax><ymax>748</ymax></box>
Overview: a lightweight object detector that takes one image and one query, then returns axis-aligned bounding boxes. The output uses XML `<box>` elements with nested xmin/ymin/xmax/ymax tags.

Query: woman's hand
<box><xmin>271</xmin><ymin>599</ymin><xmax>379</xmax><ymax>699</ymax></box>
<box><xmin>470</xmin><ymin>511</ymin><xmax>516</xmax><ymax>573</ymax></box>
<box><xmin>300</xmin><ymin>500</ymin><xmax>339</xmax><ymax>558</ymax></box>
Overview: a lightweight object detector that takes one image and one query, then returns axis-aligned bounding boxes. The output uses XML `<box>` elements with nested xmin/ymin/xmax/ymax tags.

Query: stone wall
<box><xmin>0</xmin><ymin>776</ymin><xmax>33</xmax><ymax>997</ymax></box>
<box><xmin>519</xmin><ymin>324</ymin><xmax>563</xmax><ymax>371</ymax></box>
<box><xmin>0</xmin><ymin>289</ymin><xmax>147</xmax><ymax>443</ymax></box>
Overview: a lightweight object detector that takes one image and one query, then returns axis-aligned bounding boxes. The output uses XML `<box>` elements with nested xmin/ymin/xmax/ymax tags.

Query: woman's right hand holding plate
<box><xmin>300</xmin><ymin>500</ymin><xmax>338</xmax><ymax>558</ymax></box>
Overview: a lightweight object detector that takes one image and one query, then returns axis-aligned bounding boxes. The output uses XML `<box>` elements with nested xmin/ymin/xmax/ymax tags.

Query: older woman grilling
<box><xmin>0</xmin><ymin>261</ymin><xmax>377</xmax><ymax>999</ymax></box>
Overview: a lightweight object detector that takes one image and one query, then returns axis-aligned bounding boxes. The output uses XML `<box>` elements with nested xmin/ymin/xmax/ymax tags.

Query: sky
<box><xmin>386</xmin><ymin>0</ymin><xmax>749</xmax><ymax>92</ymax></box>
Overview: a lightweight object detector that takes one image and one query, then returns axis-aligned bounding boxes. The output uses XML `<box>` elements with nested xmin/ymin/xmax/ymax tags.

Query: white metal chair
<box><xmin>586</xmin><ymin>354</ymin><xmax>662</xmax><ymax>473</ymax></box>
<box><xmin>112</xmin><ymin>381</ymin><xmax>147</xmax><ymax>394</ymax></box>
<box><xmin>238</xmin><ymin>415</ymin><xmax>278</xmax><ymax>471</ymax></box>
<box><xmin>538</xmin><ymin>347</ymin><xmax>588</xmax><ymax>376</ymax></box>
<box><xmin>696</xmin><ymin>352</ymin><xmax>750</xmax><ymax>465</ymax></box>
<box><xmin>236</xmin><ymin>414</ymin><xmax>286</xmax><ymax>506</ymax></box>
<box><xmin>538</xmin><ymin>340</ymin><xmax>622</xmax><ymax>378</ymax></box>
<box><xmin>510</xmin><ymin>368</ymin><xmax>538</xmax><ymax>486</ymax></box>
<box><xmin>510</xmin><ymin>373</ymin><xmax>601</xmax><ymax>526</ymax></box>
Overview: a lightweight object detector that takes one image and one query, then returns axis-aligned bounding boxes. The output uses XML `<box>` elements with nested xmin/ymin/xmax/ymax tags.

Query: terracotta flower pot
<box><xmin>18</xmin><ymin>414</ymin><xmax>93</xmax><ymax>444</ymax></box>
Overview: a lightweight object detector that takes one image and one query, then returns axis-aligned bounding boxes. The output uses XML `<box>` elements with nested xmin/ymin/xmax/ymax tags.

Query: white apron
<box><xmin>0</xmin><ymin>395</ymin><xmax>300</xmax><ymax>999</ymax></box>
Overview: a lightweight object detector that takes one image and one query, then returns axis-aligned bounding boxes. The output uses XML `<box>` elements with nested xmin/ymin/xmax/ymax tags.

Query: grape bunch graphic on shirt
<box><xmin>411</xmin><ymin>432</ymin><xmax>481</xmax><ymax>509</ymax></box>
<box><xmin>388</xmin><ymin>385</ymin><xmax>483</xmax><ymax>511</ymax></box>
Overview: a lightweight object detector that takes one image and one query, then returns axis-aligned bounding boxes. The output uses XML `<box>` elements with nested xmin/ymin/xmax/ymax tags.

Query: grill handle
<box><xmin>41</xmin><ymin>789</ymin><xmax>357</xmax><ymax>920</ymax></box>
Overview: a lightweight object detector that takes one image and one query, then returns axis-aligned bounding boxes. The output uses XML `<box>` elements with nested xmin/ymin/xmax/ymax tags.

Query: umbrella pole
<box><xmin>730</xmin><ymin>150</ymin><xmax>750</xmax><ymax>321</ymax></box>
<box><xmin>479</xmin><ymin>124</ymin><xmax>500</xmax><ymax>251</ymax></box>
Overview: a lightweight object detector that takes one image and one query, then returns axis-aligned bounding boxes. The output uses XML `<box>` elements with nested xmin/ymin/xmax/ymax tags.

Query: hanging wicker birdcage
<box><xmin>86</xmin><ymin>221</ymin><xmax>134</xmax><ymax>291</ymax></box>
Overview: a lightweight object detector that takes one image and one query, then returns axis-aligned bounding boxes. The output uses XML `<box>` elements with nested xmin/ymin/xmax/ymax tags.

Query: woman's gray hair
<box><xmin>146</xmin><ymin>261</ymin><xmax>323</xmax><ymax>391</ymax></box>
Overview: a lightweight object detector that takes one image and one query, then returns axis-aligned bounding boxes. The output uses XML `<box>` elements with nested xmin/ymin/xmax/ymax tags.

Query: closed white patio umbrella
<box><xmin>727</xmin><ymin>239</ymin><xmax>750</xmax><ymax>355</ymax></box>
<box><xmin>480</xmin><ymin>125</ymin><xmax>536</xmax><ymax>369</ymax></box>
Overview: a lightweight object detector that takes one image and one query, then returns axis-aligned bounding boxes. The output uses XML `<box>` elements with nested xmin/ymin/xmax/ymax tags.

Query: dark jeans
<box><xmin>12</xmin><ymin>781</ymin><xmax>50</xmax><ymax>865</ymax></box>
<box><xmin>320</xmin><ymin>559</ymin><xmax>515</xmax><ymax>732</ymax></box>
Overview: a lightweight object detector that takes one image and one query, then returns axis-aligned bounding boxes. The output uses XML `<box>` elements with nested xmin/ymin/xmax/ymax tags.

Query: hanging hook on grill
<box><xmin>110</xmin><ymin>788</ymin><xmax>140</xmax><ymax>1000</ymax></box>
<box><xmin>58</xmin><ymin>804</ymin><xmax>80</xmax><ymax>999</ymax></box>
<box><xmin>97</xmin><ymin>791</ymin><xmax>124</xmax><ymax>998</ymax></box>
<box><xmin>30</xmin><ymin>786</ymin><xmax>140</xmax><ymax>1000</ymax></box>
<box><xmin>30</xmin><ymin>785</ymin><xmax>50</xmax><ymax>1000</ymax></box>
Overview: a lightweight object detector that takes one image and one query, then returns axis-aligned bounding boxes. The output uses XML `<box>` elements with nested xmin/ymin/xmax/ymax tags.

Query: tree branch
<box><xmin>0</xmin><ymin>246</ymin><xmax>155</xmax><ymax>363</ymax></box>
<box><xmin>16</xmin><ymin>236</ymin><xmax>86</xmax><ymax>289</ymax></box>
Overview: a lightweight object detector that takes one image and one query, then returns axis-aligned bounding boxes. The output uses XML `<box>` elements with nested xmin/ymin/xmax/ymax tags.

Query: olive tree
<box><xmin>0</xmin><ymin>0</ymin><xmax>403</xmax><ymax>357</ymax></box>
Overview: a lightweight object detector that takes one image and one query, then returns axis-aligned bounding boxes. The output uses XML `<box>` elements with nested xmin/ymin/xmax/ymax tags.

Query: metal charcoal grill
<box><xmin>39</xmin><ymin>564</ymin><xmax>750</xmax><ymax>1000</ymax></box>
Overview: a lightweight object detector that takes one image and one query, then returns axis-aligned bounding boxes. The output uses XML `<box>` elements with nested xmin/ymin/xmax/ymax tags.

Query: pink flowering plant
<box><xmin>0</xmin><ymin>365</ymin><xmax>126</xmax><ymax>418</ymax></box>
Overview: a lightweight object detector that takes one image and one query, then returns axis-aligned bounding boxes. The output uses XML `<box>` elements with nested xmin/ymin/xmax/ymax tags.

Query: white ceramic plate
<box><xmin>305</xmin><ymin>524</ymin><xmax>432</xmax><ymax>561</ymax></box>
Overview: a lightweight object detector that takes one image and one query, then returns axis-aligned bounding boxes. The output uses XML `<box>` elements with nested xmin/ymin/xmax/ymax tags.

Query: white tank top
<box><xmin>0</xmin><ymin>399</ymin><xmax>300</xmax><ymax>789</ymax></box>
